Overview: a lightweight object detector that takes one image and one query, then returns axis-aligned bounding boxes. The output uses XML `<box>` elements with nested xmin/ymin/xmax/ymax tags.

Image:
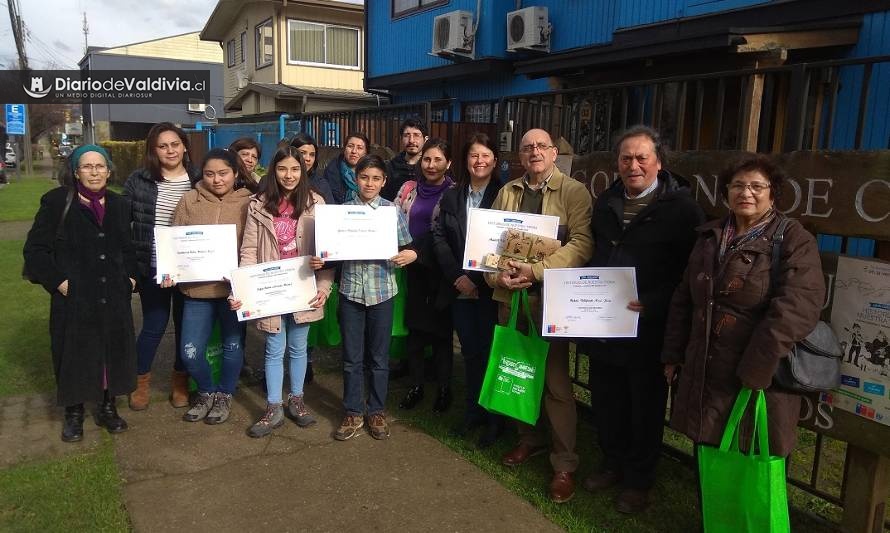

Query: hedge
<box><xmin>99</xmin><ymin>141</ymin><xmax>145</xmax><ymax>186</ymax></box>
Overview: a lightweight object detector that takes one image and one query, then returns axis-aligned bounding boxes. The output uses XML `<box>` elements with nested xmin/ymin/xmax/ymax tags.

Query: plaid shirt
<box><xmin>338</xmin><ymin>195</ymin><xmax>413</xmax><ymax>306</ymax></box>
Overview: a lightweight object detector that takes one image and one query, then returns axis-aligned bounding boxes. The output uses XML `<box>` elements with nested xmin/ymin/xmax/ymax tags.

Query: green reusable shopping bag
<box><xmin>477</xmin><ymin>290</ymin><xmax>550</xmax><ymax>425</ymax></box>
<box><xmin>698</xmin><ymin>388</ymin><xmax>791</xmax><ymax>533</ymax></box>
<box><xmin>308</xmin><ymin>282</ymin><xmax>342</xmax><ymax>347</ymax></box>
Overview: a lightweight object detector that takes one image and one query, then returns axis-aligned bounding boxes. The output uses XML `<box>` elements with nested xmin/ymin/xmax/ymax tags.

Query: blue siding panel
<box><xmin>617</xmin><ymin>0</ymin><xmax>684</xmax><ymax>29</ymax></box>
<box><xmin>684</xmin><ymin>0</ymin><xmax>770</xmax><ymax>18</ymax></box>
<box><xmin>817</xmin><ymin>234</ymin><xmax>844</xmax><ymax>254</ymax></box>
<box><xmin>846</xmin><ymin>238</ymin><xmax>876</xmax><ymax>258</ymax></box>
<box><xmin>831</xmin><ymin>10</ymin><xmax>890</xmax><ymax>150</ymax></box>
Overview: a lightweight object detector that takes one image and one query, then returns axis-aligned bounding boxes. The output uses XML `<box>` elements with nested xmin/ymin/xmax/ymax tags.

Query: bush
<box><xmin>99</xmin><ymin>140</ymin><xmax>145</xmax><ymax>185</ymax></box>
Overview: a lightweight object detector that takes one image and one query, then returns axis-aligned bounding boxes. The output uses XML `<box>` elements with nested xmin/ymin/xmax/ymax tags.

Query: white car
<box><xmin>4</xmin><ymin>146</ymin><xmax>15</xmax><ymax>168</ymax></box>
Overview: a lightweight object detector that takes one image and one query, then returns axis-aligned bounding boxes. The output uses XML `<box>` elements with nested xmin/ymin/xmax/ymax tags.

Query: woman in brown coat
<box><xmin>166</xmin><ymin>148</ymin><xmax>252</xmax><ymax>426</ymax></box>
<box><xmin>662</xmin><ymin>154</ymin><xmax>825</xmax><ymax>456</ymax></box>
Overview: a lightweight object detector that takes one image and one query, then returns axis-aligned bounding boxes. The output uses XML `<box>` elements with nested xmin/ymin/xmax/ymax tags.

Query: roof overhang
<box><xmin>365</xmin><ymin>58</ymin><xmax>513</xmax><ymax>90</ymax></box>
<box><xmin>201</xmin><ymin>0</ymin><xmax>363</xmax><ymax>41</ymax></box>
<box><xmin>224</xmin><ymin>82</ymin><xmax>381</xmax><ymax>112</ymax></box>
<box><xmin>515</xmin><ymin>0</ymin><xmax>886</xmax><ymax>78</ymax></box>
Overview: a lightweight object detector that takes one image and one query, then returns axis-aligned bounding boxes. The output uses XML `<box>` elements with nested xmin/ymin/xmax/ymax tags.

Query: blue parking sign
<box><xmin>5</xmin><ymin>104</ymin><xmax>25</xmax><ymax>135</ymax></box>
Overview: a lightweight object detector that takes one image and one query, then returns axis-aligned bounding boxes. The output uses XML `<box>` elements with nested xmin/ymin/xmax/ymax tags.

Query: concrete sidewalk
<box><xmin>114</xmin><ymin>371</ymin><xmax>561</xmax><ymax>533</ymax></box>
<box><xmin>0</xmin><ymin>294</ymin><xmax>561</xmax><ymax>532</ymax></box>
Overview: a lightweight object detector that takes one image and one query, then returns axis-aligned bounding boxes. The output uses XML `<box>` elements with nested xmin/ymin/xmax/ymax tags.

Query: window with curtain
<box><xmin>392</xmin><ymin>0</ymin><xmax>447</xmax><ymax>18</ymax></box>
<box><xmin>287</xmin><ymin>20</ymin><xmax>359</xmax><ymax>69</ymax></box>
<box><xmin>226</xmin><ymin>39</ymin><xmax>235</xmax><ymax>67</ymax></box>
<box><xmin>255</xmin><ymin>19</ymin><xmax>273</xmax><ymax>68</ymax></box>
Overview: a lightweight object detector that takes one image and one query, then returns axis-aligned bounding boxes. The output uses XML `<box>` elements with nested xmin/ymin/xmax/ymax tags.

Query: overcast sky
<box><xmin>1</xmin><ymin>0</ymin><xmax>362</xmax><ymax>69</ymax></box>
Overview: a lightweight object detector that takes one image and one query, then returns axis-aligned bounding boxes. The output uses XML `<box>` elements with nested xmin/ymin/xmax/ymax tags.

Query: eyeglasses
<box><xmin>728</xmin><ymin>181</ymin><xmax>771</xmax><ymax>194</ymax></box>
<box><xmin>78</xmin><ymin>164</ymin><xmax>108</xmax><ymax>173</ymax></box>
<box><xmin>519</xmin><ymin>143</ymin><xmax>556</xmax><ymax>154</ymax></box>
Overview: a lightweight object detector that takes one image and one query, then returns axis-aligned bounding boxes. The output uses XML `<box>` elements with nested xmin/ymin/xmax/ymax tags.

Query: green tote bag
<box><xmin>477</xmin><ymin>289</ymin><xmax>550</xmax><ymax>425</ymax></box>
<box><xmin>698</xmin><ymin>388</ymin><xmax>791</xmax><ymax>533</ymax></box>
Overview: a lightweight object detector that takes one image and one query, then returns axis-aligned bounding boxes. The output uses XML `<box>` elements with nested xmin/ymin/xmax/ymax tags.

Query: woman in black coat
<box><xmin>431</xmin><ymin>133</ymin><xmax>504</xmax><ymax>446</ymax></box>
<box><xmin>24</xmin><ymin>145</ymin><xmax>138</xmax><ymax>442</ymax></box>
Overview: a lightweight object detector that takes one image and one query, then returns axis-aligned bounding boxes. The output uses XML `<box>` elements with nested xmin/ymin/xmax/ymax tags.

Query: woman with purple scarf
<box><xmin>395</xmin><ymin>138</ymin><xmax>456</xmax><ymax>413</ymax></box>
<box><xmin>24</xmin><ymin>145</ymin><xmax>138</xmax><ymax>442</ymax></box>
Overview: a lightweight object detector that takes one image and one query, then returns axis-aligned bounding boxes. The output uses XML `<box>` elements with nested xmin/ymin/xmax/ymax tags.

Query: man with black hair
<box><xmin>381</xmin><ymin>118</ymin><xmax>427</xmax><ymax>201</ymax></box>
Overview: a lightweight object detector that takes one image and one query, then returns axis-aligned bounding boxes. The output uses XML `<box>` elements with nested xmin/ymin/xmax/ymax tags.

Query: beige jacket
<box><xmin>485</xmin><ymin>166</ymin><xmax>594</xmax><ymax>303</ymax></box>
<box><xmin>240</xmin><ymin>193</ymin><xmax>334</xmax><ymax>332</ymax></box>
<box><xmin>173</xmin><ymin>182</ymin><xmax>251</xmax><ymax>299</ymax></box>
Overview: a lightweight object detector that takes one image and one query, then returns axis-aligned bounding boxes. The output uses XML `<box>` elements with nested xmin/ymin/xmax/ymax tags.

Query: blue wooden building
<box><xmin>365</xmin><ymin>0</ymin><xmax>890</xmax><ymax>151</ymax></box>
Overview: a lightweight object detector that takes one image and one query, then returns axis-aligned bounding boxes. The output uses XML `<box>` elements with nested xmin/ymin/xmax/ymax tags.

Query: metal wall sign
<box><xmin>502</xmin><ymin>150</ymin><xmax>890</xmax><ymax>240</ymax></box>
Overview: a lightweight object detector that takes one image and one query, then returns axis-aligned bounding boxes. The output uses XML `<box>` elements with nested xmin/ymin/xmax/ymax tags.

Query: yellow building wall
<box><xmin>213</xmin><ymin>2</ymin><xmax>366</xmax><ymax>106</ymax></box>
<box><xmin>100</xmin><ymin>32</ymin><xmax>223</xmax><ymax>64</ymax></box>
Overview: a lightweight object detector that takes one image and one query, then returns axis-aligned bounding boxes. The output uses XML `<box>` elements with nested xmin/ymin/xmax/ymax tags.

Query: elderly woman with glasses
<box><xmin>24</xmin><ymin>145</ymin><xmax>138</xmax><ymax>442</ymax></box>
<box><xmin>662</xmin><ymin>153</ymin><xmax>825</xmax><ymax>459</ymax></box>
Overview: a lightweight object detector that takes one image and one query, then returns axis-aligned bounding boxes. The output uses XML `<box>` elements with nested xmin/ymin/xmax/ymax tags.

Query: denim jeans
<box><xmin>264</xmin><ymin>315</ymin><xmax>310</xmax><ymax>404</ymax></box>
<box><xmin>338</xmin><ymin>296</ymin><xmax>393</xmax><ymax>416</ymax></box>
<box><xmin>136</xmin><ymin>273</ymin><xmax>184</xmax><ymax>374</ymax></box>
<box><xmin>180</xmin><ymin>296</ymin><xmax>244</xmax><ymax>395</ymax></box>
<box><xmin>452</xmin><ymin>297</ymin><xmax>497</xmax><ymax>417</ymax></box>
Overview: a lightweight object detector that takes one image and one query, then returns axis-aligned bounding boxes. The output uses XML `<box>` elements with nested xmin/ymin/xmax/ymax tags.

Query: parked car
<box><xmin>57</xmin><ymin>145</ymin><xmax>73</xmax><ymax>159</ymax></box>
<box><xmin>4</xmin><ymin>145</ymin><xmax>15</xmax><ymax>169</ymax></box>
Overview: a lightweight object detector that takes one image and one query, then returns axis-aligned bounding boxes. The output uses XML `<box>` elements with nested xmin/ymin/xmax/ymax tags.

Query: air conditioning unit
<box><xmin>432</xmin><ymin>10</ymin><xmax>475</xmax><ymax>59</ymax></box>
<box><xmin>507</xmin><ymin>6</ymin><xmax>551</xmax><ymax>52</ymax></box>
<box><xmin>187</xmin><ymin>99</ymin><xmax>207</xmax><ymax>114</ymax></box>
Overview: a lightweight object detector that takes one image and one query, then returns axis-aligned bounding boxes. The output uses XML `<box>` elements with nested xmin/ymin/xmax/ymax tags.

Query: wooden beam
<box><xmin>741</xmin><ymin>73</ymin><xmax>765</xmax><ymax>151</ymax></box>
<box><xmin>733</xmin><ymin>28</ymin><xmax>860</xmax><ymax>53</ymax></box>
<box><xmin>841</xmin><ymin>447</ymin><xmax>890</xmax><ymax>533</ymax></box>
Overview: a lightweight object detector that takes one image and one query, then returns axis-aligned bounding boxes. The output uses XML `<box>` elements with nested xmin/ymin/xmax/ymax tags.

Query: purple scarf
<box><xmin>76</xmin><ymin>182</ymin><xmax>106</xmax><ymax>225</ymax></box>
<box><xmin>408</xmin><ymin>176</ymin><xmax>453</xmax><ymax>238</ymax></box>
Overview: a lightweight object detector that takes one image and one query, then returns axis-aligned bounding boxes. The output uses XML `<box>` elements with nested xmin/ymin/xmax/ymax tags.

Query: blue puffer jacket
<box><xmin>122</xmin><ymin>167</ymin><xmax>200</xmax><ymax>277</ymax></box>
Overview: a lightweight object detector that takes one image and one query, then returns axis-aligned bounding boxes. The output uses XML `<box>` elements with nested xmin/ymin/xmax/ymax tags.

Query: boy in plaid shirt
<box><xmin>313</xmin><ymin>154</ymin><xmax>416</xmax><ymax>440</ymax></box>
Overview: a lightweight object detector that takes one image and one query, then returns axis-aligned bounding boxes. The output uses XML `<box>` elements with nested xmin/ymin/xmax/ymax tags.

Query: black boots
<box><xmin>61</xmin><ymin>404</ymin><xmax>85</xmax><ymax>442</ymax></box>
<box><xmin>96</xmin><ymin>392</ymin><xmax>128</xmax><ymax>434</ymax></box>
<box><xmin>399</xmin><ymin>385</ymin><xmax>424</xmax><ymax>409</ymax></box>
<box><xmin>62</xmin><ymin>392</ymin><xmax>129</xmax><ymax>442</ymax></box>
<box><xmin>432</xmin><ymin>386</ymin><xmax>452</xmax><ymax>413</ymax></box>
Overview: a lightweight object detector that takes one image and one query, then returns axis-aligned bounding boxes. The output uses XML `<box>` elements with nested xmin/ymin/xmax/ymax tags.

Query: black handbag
<box><xmin>769</xmin><ymin>216</ymin><xmax>842</xmax><ymax>393</ymax></box>
<box><xmin>22</xmin><ymin>187</ymin><xmax>75</xmax><ymax>284</ymax></box>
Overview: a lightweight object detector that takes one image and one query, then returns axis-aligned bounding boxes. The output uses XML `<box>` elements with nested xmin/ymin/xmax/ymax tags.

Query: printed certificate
<box><xmin>314</xmin><ymin>204</ymin><xmax>398</xmax><ymax>261</ymax></box>
<box><xmin>154</xmin><ymin>224</ymin><xmax>238</xmax><ymax>284</ymax></box>
<box><xmin>462</xmin><ymin>208</ymin><xmax>560</xmax><ymax>272</ymax></box>
<box><xmin>229</xmin><ymin>257</ymin><xmax>318</xmax><ymax>322</ymax></box>
<box><xmin>542</xmin><ymin>267</ymin><xmax>639</xmax><ymax>338</ymax></box>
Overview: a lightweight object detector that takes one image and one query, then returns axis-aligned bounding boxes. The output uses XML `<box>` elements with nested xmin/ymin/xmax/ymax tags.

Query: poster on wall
<box><xmin>825</xmin><ymin>256</ymin><xmax>890</xmax><ymax>426</ymax></box>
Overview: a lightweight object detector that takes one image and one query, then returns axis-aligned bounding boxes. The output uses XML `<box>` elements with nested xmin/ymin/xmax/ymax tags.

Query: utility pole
<box><xmin>6</xmin><ymin>0</ymin><xmax>33</xmax><ymax>177</ymax></box>
<box><xmin>82</xmin><ymin>12</ymin><xmax>89</xmax><ymax>56</ymax></box>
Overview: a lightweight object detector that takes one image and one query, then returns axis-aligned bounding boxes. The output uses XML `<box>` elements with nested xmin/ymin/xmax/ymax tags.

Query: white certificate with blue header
<box><xmin>462</xmin><ymin>208</ymin><xmax>560</xmax><ymax>272</ymax></box>
<box><xmin>229</xmin><ymin>257</ymin><xmax>318</xmax><ymax>322</ymax></box>
<box><xmin>314</xmin><ymin>204</ymin><xmax>399</xmax><ymax>261</ymax></box>
<box><xmin>542</xmin><ymin>267</ymin><xmax>639</xmax><ymax>338</ymax></box>
<box><xmin>154</xmin><ymin>224</ymin><xmax>238</xmax><ymax>284</ymax></box>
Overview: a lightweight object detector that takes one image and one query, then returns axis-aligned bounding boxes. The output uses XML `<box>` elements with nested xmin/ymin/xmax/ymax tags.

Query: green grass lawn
<box><xmin>0</xmin><ymin>240</ymin><xmax>55</xmax><ymax>397</ymax></box>
<box><xmin>0</xmin><ymin>178</ymin><xmax>57</xmax><ymax>222</ymax></box>
<box><xmin>385</xmin><ymin>345</ymin><xmax>852</xmax><ymax>532</ymax></box>
<box><xmin>0</xmin><ymin>437</ymin><xmax>129</xmax><ymax>532</ymax></box>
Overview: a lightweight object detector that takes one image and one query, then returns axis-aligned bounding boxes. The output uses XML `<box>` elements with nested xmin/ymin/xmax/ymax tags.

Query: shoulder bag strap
<box><xmin>768</xmin><ymin>216</ymin><xmax>791</xmax><ymax>296</ymax></box>
<box><xmin>57</xmin><ymin>187</ymin><xmax>75</xmax><ymax>238</ymax></box>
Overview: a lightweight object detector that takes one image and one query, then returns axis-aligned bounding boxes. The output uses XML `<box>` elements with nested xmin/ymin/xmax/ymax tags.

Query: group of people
<box><xmin>23</xmin><ymin>118</ymin><xmax>824</xmax><ymax>517</ymax></box>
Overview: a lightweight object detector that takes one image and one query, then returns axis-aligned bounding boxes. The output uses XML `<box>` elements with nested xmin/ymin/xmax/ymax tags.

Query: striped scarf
<box><xmin>718</xmin><ymin>208</ymin><xmax>776</xmax><ymax>262</ymax></box>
